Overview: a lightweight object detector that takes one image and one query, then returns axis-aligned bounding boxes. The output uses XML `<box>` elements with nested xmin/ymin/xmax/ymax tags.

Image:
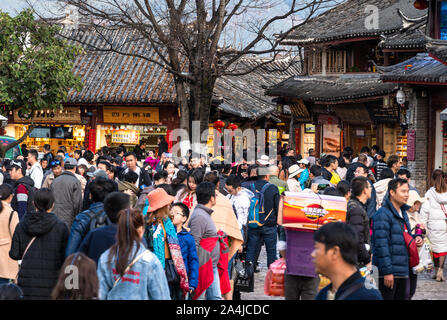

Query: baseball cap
<box><xmin>64</xmin><ymin>157</ymin><xmax>78</xmax><ymax>167</ymax></box>
<box><xmin>257</xmin><ymin>155</ymin><xmax>270</xmax><ymax>166</ymax></box>
<box><xmin>7</xmin><ymin>160</ymin><xmax>26</xmax><ymax>170</ymax></box>
<box><xmin>87</xmin><ymin>169</ymin><xmax>108</xmax><ymax>179</ymax></box>
<box><xmin>298</xmin><ymin>159</ymin><xmax>310</xmax><ymax>165</ymax></box>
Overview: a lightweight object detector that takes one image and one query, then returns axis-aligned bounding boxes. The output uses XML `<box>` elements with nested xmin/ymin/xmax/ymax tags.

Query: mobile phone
<box><xmin>317</xmin><ymin>184</ymin><xmax>329</xmax><ymax>191</ymax></box>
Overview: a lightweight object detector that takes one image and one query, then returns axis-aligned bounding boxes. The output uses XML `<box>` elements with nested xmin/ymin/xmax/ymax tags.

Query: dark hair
<box><xmin>0</xmin><ymin>283</ymin><xmax>24</xmax><ymax>300</ymax></box>
<box><xmin>387</xmin><ymin>155</ymin><xmax>399</xmax><ymax>169</ymax></box>
<box><xmin>337</xmin><ymin>155</ymin><xmax>347</xmax><ymax>169</ymax></box>
<box><xmin>336</xmin><ymin>180</ymin><xmax>350</xmax><ymax>197</ymax></box>
<box><xmin>323</xmin><ymin>155</ymin><xmax>338</xmax><ymax>168</ymax></box>
<box><xmin>98</xmin><ymin>161</ymin><xmax>112</xmax><ymax>172</ymax></box>
<box><xmin>108</xmin><ymin>208</ymin><xmax>144</xmax><ymax>277</ymax></box>
<box><xmin>187</xmin><ymin>169</ymin><xmax>204</xmax><ymax>188</ymax></box>
<box><xmin>163</xmin><ymin>161</ymin><xmax>175</xmax><ymax>170</ymax></box>
<box><xmin>77</xmin><ymin>164</ymin><xmax>88</xmax><ymax>178</ymax></box>
<box><xmin>314</xmin><ymin>222</ymin><xmax>358</xmax><ymax>266</ymax></box>
<box><xmin>108</xmin><ymin>165</ymin><xmax>117</xmax><ymax>179</ymax></box>
<box><xmin>388</xmin><ymin>178</ymin><xmax>409</xmax><ymax>195</ymax></box>
<box><xmin>172</xmin><ymin>202</ymin><xmax>190</xmax><ymax>220</ymax></box>
<box><xmin>34</xmin><ymin>188</ymin><xmax>55</xmax><ymax>212</ymax></box>
<box><xmin>154</xmin><ymin>171</ymin><xmax>168</xmax><ymax>182</ymax></box>
<box><xmin>196</xmin><ymin>182</ymin><xmax>216</xmax><ymax>205</ymax></box>
<box><xmin>351</xmin><ymin>176</ymin><xmax>370</xmax><ymax>198</ymax></box>
<box><xmin>123</xmin><ymin>170</ymin><xmax>139</xmax><ymax>184</ymax></box>
<box><xmin>0</xmin><ymin>184</ymin><xmax>13</xmax><ymax>212</ymax></box>
<box><xmin>43</xmin><ymin>144</ymin><xmax>51</xmax><ymax>152</ymax></box>
<box><xmin>59</xmin><ymin>146</ymin><xmax>67</xmax><ymax>153</ymax></box>
<box><xmin>323</xmin><ymin>187</ymin><xmax>343</xmax><ymax>197</ymax></box>
<box><xmin>74</xmin><ymin>150</ymin><xmax>82</xmax><ymax>157</ymax></box>
<box><xmin>56</xmin><ymin>149</ymin><xmax>65</xmax><ymax>155</ymax></box>
<box><xmin>310</xmin><ymin>165</ymin><xmax>322</xmax><ymax>177</ymax></box>
<box><xmin>356</xmin><ymin>164</ymin><xmax>368</xmax><ymax>175</ymax></box>
<box><xmin>225</xmin><ymin>174</ymin><xmax>241</xmax><ymax>189</ymax></box>
<box><xmin>172</xmin><ymin>170</ymin><xmax>188</xmax><ymax>194</ymax></box>
<box><xmin>124</xmin><ymin>152</ymin><xmax>137</xmax><ymax>159</ymax></box>
<box><xmin>343</xmin><ymin>146</ymin><xmax>353</xmax><ymax>156</ymax></box>
<box><xmin>222</xmin><ymin>163</ymin><xmax>232</xmax><ymax>174</ymax></box>
<box><xmin>432</xmin><ymin>169</ymin><xmax>447</xmax><ymax>193</ymax></box>
<box><xmin>101</xmin><ymin>146</ymin><xmax>110</xmax><ymax>156</ymax></box>
<box><xmin>371</xmin><ymin>145</ymin><xmax>380</xmax><ymax>153</ymax></box>
<box><xmin>89</xmin><ymin>177</ymin><xmax>115</xmax><ymax>203</ymax></box>
<box><xmin>397</xmin><ymin>169</ymin><xmax>411</xmax><ymax>179</ymax></box>
<box><xmin>360</xmin><ymin>146</ymin><xmax>370</xmax><ymax>154</ymax></box>
<box><xmin>204</xmin><ymin>171</ymin><xmax>219</xmax><ymax>188</ymax></box>
<box><xmin>380</xmin><ymin>168</ymin><xmax>395</xmax><ymax>180</ymax></box>
<box><xmin>52</xmin><ymin>253</ymin><xmax>98</xmax><ymax>300</ymax></box>
<box><xmin>28</xmin><ymin>149</ymin><xmax>39</xmax><ymax>161</ymax></box>
<box><xmin>103</xmin><ymin>192</ymin><xmax>130</xmax><ymax>223</ymax></box>
<box><xmin>83</xmin><ymin>150</ymin><xmax>94</xmax><ymax>162</ymax></box>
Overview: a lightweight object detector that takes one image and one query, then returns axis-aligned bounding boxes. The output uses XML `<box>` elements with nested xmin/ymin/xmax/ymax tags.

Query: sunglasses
<box><xmin>51</xmin><ymin>160</ymin><xmax>61</xmax><ymax>166</ymax></box>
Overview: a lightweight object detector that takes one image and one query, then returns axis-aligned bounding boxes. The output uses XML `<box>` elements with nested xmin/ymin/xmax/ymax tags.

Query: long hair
<box><xmin>108</xmin><ymin>208</ymin><xmax>144</xmax><ymax>277</ymax></box>
<box><xmin>52</xmin><ymin>253</ymin><xmax>98</xmax><ymax>300</ymax></box>
<box><xmin>433</xmin><ymin>169</ymin><xmax>447</xmax><ymax>194</ymax></box>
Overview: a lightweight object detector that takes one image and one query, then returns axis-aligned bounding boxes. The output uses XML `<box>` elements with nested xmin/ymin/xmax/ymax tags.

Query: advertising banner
<box><xmin>111</xmin><ymin>130</ymin><xmax>140</xmax><ymax>144</ymax></box>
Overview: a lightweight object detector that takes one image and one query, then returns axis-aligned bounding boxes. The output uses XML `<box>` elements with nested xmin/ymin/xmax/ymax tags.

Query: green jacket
<box><xmin>269</xmin><ymin>176</ymin><xmax>289</xmax><ymax>195</ymax></box>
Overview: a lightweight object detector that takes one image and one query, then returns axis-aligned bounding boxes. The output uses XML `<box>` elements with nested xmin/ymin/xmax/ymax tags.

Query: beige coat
<box><xmin>0</xmin><ymin>201</ymin><xmax>19</xmax><ymax>279</ymax></box>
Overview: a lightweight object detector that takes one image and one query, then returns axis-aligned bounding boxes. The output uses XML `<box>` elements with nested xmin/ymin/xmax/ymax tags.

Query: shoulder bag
<box><xmin>113</xmin><ymin>250</ymin><xmax>150</xmax><ymax>287</ymax></box>
<box><xmin>14</xmin><ymin>236</ymin><xmax>37</xmax><ymax>283</ymax></box>
<box><xmin>400</xmin><ymin>221</ymin><xmax>419</xmax><ymax>268</ymax></box>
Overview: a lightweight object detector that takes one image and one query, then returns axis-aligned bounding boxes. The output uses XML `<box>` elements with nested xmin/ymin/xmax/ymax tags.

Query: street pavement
<box><xmin>241</xmin><ymin>246</ymin><xmax>447</xmax><ymax>300</ymax></box>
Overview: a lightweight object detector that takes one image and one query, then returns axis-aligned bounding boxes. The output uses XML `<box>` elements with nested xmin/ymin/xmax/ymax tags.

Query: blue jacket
<box><xmin>79</xmin><ymin>224</ymin><xmax>117</xmax><ymax>264</ymax></box>
<box><xmin>97</xmin><ymin>242</ymin><xmax>171</xmax><ymax>300</ymax></box>
<box><xmin>315</xmin><ymin>271</ymin><xmax>382</xmax><ymax>300</ymax></box>
<box><xmin>65</xmin><ymin>202</ymin><xmax>105</xmax><ymax>258</ymax></box>
<box><xmin>371</xmin><ymin>197</ymin><xmax>421</xmax><ymax>277</ymax></box>
<box><xmin>366</xmin><ymin>180</ymin><xmax>377</xmax><ymax>218</ymax></box>
<box><xmin>298</xmin><ymin>168</ymin><xmax>309</xmax><ymax>190</ymax></box>
<box><xmin>177</xmin><ymin>228</ymin><xmax>199</xmax><ymax>290</ymax></box>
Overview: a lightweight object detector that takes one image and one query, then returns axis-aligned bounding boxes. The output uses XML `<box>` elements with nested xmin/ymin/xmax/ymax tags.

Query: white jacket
<box><xmin>227</xmin><ymin>188</ymin><xmax>253</xmax><ymax>230</ymax></box>
<box><xmin>420</xmin><ymin>187</ymin><xmax>447</xmax><ymax>253</ymax></box>
<box><xmin>373</xmin><ymin>178</ymin><xmax>392</xmax><ymax>210</ymax></box>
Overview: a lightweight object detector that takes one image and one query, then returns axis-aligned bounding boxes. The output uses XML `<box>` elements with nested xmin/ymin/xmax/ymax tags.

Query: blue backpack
<box><xmin>247</xmin><ymin>183</ymin><xmax>272</xmax><ymax>229</ymax></box>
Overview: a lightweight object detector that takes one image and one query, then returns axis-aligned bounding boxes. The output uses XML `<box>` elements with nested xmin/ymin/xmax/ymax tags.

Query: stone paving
<box><xmin>240</xmin><ymin>246</ymin><xmax>447</xmax><ymax>300</ymax></box>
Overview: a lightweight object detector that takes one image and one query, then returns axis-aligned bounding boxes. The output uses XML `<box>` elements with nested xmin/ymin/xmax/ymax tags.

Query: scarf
<box><xmin>151</xmin><ymin>217</ymin><xmax>189</xmax><ymax>297</ymax></box>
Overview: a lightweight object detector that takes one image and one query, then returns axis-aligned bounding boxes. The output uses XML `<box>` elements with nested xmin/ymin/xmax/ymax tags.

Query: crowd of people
<box><xmin>0</xmin><ymin>140</ymin><xmax>443</xmax><ymax>300</ymax></box>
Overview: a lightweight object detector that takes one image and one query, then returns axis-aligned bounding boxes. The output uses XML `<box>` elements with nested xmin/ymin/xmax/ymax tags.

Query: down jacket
<box><xmin>419</xmin><ymin>187</ymin><xmax>447</xmax><ymax>253</ymax></box>
<box><xmin>371</xmin><ymin>197</ymin><xmax>420</xmax><ymax>277</ymax></box>
<box><xmin>346</xmin><ymin>198</ymin><xmax>371</xmax><ymax>266</ymax></box>
<box><xmin>177</xmin><ymin>228</ymin><xmax>199</xmax><ymax>290</ymax></box>
<box><xmin>9</xmin><ymin>211</ymin><xmax>68</xmax><ymax>299</ymax></box>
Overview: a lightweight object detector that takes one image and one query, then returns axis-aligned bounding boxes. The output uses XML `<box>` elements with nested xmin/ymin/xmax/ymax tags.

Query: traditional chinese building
<box><xmin>266</xmin><ymin>0</ymin><xmax>428</xmax><ymax>160</ymax></box>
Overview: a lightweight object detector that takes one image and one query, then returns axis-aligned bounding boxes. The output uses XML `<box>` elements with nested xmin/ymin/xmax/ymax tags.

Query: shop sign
<box><xmin>103</xmin><ymin>107</ymin><xmax>159</xmax><ymax>124</ymax></box>
<box><xmin>111</xmin><ymin>130</ymin><xmax>140</xmax><ymax>144</ymax></box>
<box><xmin>14</xmin><ymin>107</ymin><xmax>81</xmax><ymax>123</ymax></box>
<box><xmin>407</xmin><ymin>129</ymin><xmax>416</xmax><ymax>161</ymax></box>
<box><xmin>304</xmin><ymin>124</ymin><xmax>315</xmax><ymax>133</ymax></box>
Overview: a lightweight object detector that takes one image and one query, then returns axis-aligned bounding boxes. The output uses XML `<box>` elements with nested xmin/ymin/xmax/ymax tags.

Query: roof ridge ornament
<box><xmin>397</xmin><ymin>9</ymin><xmax>428</xmax><ymax>30</ymax></box>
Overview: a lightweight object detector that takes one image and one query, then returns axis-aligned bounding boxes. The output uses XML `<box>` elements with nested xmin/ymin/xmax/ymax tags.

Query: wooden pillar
<box><xmin>322</xmin><ymin>47</ymin><xmax>327</xmax><ymax>76</ymax></box>
<box><xmin>384</xmin><ymin>52</ymin><xmax>390</xmax><ymax>67</ymax></box>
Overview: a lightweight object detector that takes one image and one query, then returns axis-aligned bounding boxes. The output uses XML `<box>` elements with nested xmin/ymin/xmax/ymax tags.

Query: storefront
<box><xmin>6</xmin><ymin>107</ymin><xmax>85</xmax><ymax>154</ymax></box>
<box><xmin>97</xmin><ymin>106</ymin><xmax>177</xmax><ymax>153</ymax></box>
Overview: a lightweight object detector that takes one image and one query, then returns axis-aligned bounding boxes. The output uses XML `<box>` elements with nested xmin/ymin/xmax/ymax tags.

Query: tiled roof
<box><xmin>214</xmin><ymin>56</ymin><xmax>302</xmax><ymax>119</ymax></box>
<box><xmin>426</xmin><ymin>38</ymin><xmax>447</xmax><ymax>65</ymax></box>
<box><xmin>379</xmin><ymin>53</ymin><xmax>447</xmax><ymax>83</ymax></box>
<box><xmin>280</xmin><ymin>0</ymin><xmax>427</xmax><ymax>46</ymax></box>
<box><xmin>379</xmin><ymin>22</ymin><xmax>426</xmax><ymax>50</ymax></box>
<box><xmin>63</xmin><ymin>28</ymin><xmax>177</xmax><ymax>104</ymax></box>
<box><xmin>265</xmin><ymin>73</ymin><xmax>398</xmax><ymax>103</ymax></box>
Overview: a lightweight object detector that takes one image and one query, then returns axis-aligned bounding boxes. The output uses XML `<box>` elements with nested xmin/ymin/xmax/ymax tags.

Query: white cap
<box><xmin>298</xmin><ymin>159</ymin><xmax>310</xmax><ymax>165</ymax></box>
<box><xmin>257</xmin><ymin>155</ymin><xmax>270</xmax><ymax>166</ymax></box>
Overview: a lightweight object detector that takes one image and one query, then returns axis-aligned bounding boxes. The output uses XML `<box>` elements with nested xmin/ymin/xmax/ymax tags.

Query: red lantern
<box><xmin>227</xmin><ymin>123</ymin><xmax>238</xmax><ymax>131</ymax></box>
<box><xmin>413</xmin><ymin>0</ymin><xmax>428</xmax><ymax>10</ymax></box>
<box><xmin>213</xmin><ymin>120</ymin><xmax>225</xmax><ymax>133</ymax></box>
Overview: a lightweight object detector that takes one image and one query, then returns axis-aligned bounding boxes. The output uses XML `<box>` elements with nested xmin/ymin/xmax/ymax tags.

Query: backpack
<box><xmin>247</xmin><ymin>183</ymin><xmax>272</xmax><ymax>229</ymax></box>
<box><xmin>85</xmin><ymin>209</ymin><xmax>111</xmax><ymax>233</ymax></box>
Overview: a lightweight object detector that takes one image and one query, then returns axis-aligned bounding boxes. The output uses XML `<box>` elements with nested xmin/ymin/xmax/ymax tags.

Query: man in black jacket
<box><xmin>347</xmin><ymin>176</ymin><xmax>372</xmax><ymax>267</ymax></box>
<box><xmin>321</xmin><ymin>155</ymin><xmax>338</xmax><ymax>182</ymax></box>
<box><xmin>245</xmin><ymin>167</ymin><xmax>280</xmax><ymax>269</ymax></box>
<box><xmin>121</xmin><ymin>152</ymin><xmax>152</xmax><ymax>190</ymax></box>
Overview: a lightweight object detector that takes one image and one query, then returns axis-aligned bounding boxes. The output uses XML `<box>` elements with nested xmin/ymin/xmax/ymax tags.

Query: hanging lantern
<box><xmin>413</xmin><ymin>0</ymin><xmax>428</xmax><ymax>10</ymax></box>
<box><xmin>213</xmin><ymin>120</ymin><xmax>225</xmax><ymax>133</ymax></box>
<box><xmin>227</xmin><ymin>123</ymin><xmax>238</xmax><ymax>131</ymax></box>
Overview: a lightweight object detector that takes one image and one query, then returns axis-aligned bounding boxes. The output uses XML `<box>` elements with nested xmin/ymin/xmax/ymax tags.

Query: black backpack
<box><xmin>85</xmin><ymin>209</ymin><xmax>112</xmax><ymax>233</ymax></box>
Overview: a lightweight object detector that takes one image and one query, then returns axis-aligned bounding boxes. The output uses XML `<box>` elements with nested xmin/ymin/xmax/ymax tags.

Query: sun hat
<box><xmin>288</xmin><ymin>165</ymin><xmax>305</xmax><ymax>179</ymax></box>
<box><xmin>257</xmin><ymin>155</ymin><xmax>270</xmax><ymax>166</ymax></box>
<box><xmin>146</xmin><ymin>188</ymin><xmax>175</xmax><ymax>213</ymax></box>
<box><xmin>407</xmin><ymin>190</ymin><xmax>425</xmax><ymax>207</ymax></box>
<box><xmin>298</xmin><ymin>159</ymin><xmax>310</xmax><ymax>165</ymax></box>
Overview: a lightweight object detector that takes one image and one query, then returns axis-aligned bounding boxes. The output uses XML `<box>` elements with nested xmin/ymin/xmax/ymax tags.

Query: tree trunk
<box><xmin>175</xmin><ymin>80</ymin><xmax>190</xmax><ymax>132</ymax></box>
<box><xmin>0</xmin><ymin>124</ymin><xmax>36</xmax><ymax>159</ymax></box>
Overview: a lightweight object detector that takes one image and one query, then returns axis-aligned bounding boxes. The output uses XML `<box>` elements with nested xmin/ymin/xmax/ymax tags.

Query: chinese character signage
<box><xmin>111</xmin><ymin>130</ymin><xmax>140</xmax><ymax>144</ymax></box>
<box><xmin>278</xmin><ymin>192</ymin><xmax>346</xmax><ymax>231</ymax></box>
<box><xmin>103</xmin><ymin>107</ymin><xmax>159</xmax><ymax>124</ymax></box>
<box><xmin>14</xmin><ymin>107</ymin><xmax>81</xmax><ymax>123</ymax></box>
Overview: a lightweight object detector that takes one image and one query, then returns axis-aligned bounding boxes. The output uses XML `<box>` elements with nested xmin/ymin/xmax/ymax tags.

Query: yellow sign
<box><xmin>14</xmin><ymin>107</ymin><xmax>81</xmax><ymax>123</ymax></box>
<box><xmin>111</xmin><ymin>130</ymin><xmax>140</xmax><ymax>144</ymax></box>
<box><xmin>103</xmin><ymin>107</ymin><xmax>159</xmax><ymax>124</ymax></box>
